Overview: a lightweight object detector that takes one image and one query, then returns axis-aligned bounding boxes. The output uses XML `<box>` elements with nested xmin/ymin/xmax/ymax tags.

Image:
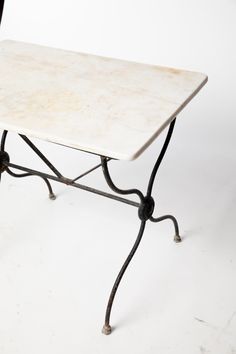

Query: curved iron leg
<box><xmin>101</xmin><ymin>119</ymin><xmax>181</xmax><ymax>334</ymax></box>
<box><xmin>5</xmin><ymin>167</ymin><xmax>56</xmax><ymax>200</ymax></box>
<box><xmin>0</xmin><ymin>0</ymin><xmax>5</xmax><ymax>27</ymax></box>
<box><xmin>0</xmin><ymin>130</ymin><xmax>56</xmax><ymax>199</ymax></box>
<box><xmin>150</xmin><ymin>215</ymin><xmax>181</xmax><ymax>243</ymax></box>
<box><xmin>101</xmin><ymin>156</ymin><xmax>144</xmax><ymax>203</ymax></box>
<box><xmin>146</xmin><ymin>119</ymin><xmax>181</xmax><ymax>242</ymax></box>
<box><xmin>146</xmin><ymin>119</ymin><xmax>176</xmax><ymax>198</ymax></box>
<box><xmin>102</xmin><ymin>220</ymin><xmax>146</xmax><ymax>335</ymax></box>
<box><xmin>0</xmin><ymin>131</ymin><xmax>9</xmax><ymax>183</ymax></box>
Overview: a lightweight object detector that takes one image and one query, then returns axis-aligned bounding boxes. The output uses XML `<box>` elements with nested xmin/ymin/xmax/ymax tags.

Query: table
<box><xmin>0</xmin><ymin>40</ymin><xmax>207</xmax><ymax>335</ymax></box>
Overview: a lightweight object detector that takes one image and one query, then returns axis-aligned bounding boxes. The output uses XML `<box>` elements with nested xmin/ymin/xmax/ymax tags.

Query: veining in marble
<box><xmin>0</xmin><ymin>40</ymin><xmax>207</xmax><ymax>160</ymax></box>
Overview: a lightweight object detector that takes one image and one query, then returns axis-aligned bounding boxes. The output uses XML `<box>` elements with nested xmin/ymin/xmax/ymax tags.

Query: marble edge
<box><xmin>0</xmin><ymin>122</ymin><xmax>118</xmax><ymax>159</ymax></box>
<box><xmin>128</xmin><ymin>74</ymin><xmax>208</xmax><ymax>161</ymax></box>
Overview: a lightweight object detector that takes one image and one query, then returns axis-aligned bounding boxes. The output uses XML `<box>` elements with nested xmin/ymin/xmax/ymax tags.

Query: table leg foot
<box><xmin>150</xmin><ymin>214</ymin><xmax>181</xmax><ymax>243</ymax></box>
<box><xmin>1</xmin><ymin>130</ymin><xmax>58</xmax><ymax>200</ymax></box>
<box><xmin>49</xmin><ymin>192</ymin><xmax>56</xmax><ymax>200</ymax></box>
<box><xmin>102</xmin><ymin>324</ymin><xmax>112</xmax><ymax>335</ymax></box>
<box><xmin>174</xmin><ymin>234</ymin><xmax>182</xmax><ymax>243</ymax></box>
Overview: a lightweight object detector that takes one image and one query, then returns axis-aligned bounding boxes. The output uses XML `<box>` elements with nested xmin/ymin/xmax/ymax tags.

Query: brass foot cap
<box><xmin>102</xmin><ymin>324</ymin><xmax>112</xmax><ymax>335</ymax></box>
<box><xmin>49</xmin><ymin>193</ymin><xmax>56</xmax><ymax>200</ymax></box>
<box><xmin>174</xmin><ymin>235</ymin><xmax>182</xmax><ymax>243</ymax></box>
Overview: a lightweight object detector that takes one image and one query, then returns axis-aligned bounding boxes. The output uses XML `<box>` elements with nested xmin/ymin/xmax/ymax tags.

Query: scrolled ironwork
<box><xmin>100</xmin><ymin>118</ymin><xmax>181</xmax><ymax>334</ymax></box>
<box><xmin>150</xmin><ymin>215</ymin><xmax>181</xmax><ymax>243</ymax></box>
<box><xmin>101</xmin><ymin>156</ymin><xmax>145</xmax><ymax>203</ymax></box>
<box><xmin>5</xmin><ymin>167</ymin><xmax>56</xmax><ymax>200</ymax></box>
<box><xmin>0</xmin><ymin>118</ymin><xmax>181</xmax><ymax>335</ymax></box>
<box><xmin>0</xmin><ymin>130</ymin><xmax>56</xmax><ymax>199</ymax></box>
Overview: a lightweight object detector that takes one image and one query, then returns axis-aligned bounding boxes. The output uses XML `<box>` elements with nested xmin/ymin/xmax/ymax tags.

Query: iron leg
<box><xmin>102</xmin><ymin>220</ymin><xmax>146</xmax><ymax>334</ymax></box>
<box><xmin>150</xmin><ymin>214</ymin><xmax>182</xmax><ymax>242</ymax></box>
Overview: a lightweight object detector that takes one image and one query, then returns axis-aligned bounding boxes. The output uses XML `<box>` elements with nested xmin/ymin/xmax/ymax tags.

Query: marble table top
<box><xmin>0</xmin><ymin>40</ymin><xmax>207</xmax><ymax>160</ymax></box>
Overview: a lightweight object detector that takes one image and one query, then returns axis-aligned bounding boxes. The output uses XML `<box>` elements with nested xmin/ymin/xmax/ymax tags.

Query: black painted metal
<box><xmin>101</xmin><ymin>156</ymin><xmax>145</xmax><ymax>203</ymax></box>
<box><xmin>150</xmin><ymin>215</ymin><xmax>181</xmax><ymax>243</ymax></box>
<box><xmin>0</xmin><ymin>0</ymin><xmax>5</xmax><ymax>26</ymax></box>
<box><xmin>0</xmin><ymin>150</ymin><xmax>9</xmax><ymax>183</ymax></box>
<box><xmin>6</xmin><ymin>167</ymin><xmax>56</xmax><ymax>199</ymax></box>
<box><xmin>1</xmin><ymin>130</ymin><xmax>56</xmax><ymax>198</ymax></box>
<box><xmin>0</xmin><ymin>150</ymin><xmax>9</xmax><ymax>173</ymax></box>
<box><xmin>138</xmin><ymin>195</ymin><xmax>155</xmax><ymax>221</ymax></box>
<box><xmin>19</xmin><ymin>134</ymin><xmax>63</xmax><ymax>178</ymax></box>
<box><xmin>3</xmin><ymin>161</ymin><xmax>140</xmax><ymax>207</ymax></box>
<box><xmin>100</xmin><ymin>118</ymin><xmax>181</xmax><ymax>334</ymax></box>
<box><xmin>146</xmin><ymin>119</ymin><xmax>176</xmax><ymax>198</ymax></box>
<box><xmin>102</xmin><ymin>220</ymin><xmax>146</xmax><ymax>335</ymax></box>
<box><xmin>71</xmin><ymin>158</ymin><xmax>112</xmax><ymax>183</ymax></box>
<box><xmin>0</xmin><ymin>131</ymin><xmax>9</xmax><ymax>183</ymax></box>
<box><xmin>0</xmin><ymin>118</ymin><xmax>181</xmax><ymax>335</ymax></box>
<box><xmin>1</xmin><ymin>130</ymin><xmax>8</xmax><ymax>151</ymax></box>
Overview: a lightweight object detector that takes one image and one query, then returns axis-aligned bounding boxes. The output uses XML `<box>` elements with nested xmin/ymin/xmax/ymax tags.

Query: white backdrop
<box><xmin>0</xmin><ymin>1</ymin><xmax>236</xmax><ymax>354</ymax></box>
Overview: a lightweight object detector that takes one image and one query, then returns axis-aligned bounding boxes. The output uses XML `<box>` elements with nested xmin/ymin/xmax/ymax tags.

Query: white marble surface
<box><xmin>0</xmin><ymin>40</ymin><xmax>207</xmax><ymax>160</ymax></box>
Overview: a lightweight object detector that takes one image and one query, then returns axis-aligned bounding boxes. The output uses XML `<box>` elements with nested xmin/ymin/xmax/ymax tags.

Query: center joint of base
<box><xmin>0</xmin><ymin>150</ymin><xmax>10</xmax><ymax>173</ymax></box>
<box><xmin>138</xmin><ymin>195</ymin><xmax>155</xmax><ymax>221</ymax></box>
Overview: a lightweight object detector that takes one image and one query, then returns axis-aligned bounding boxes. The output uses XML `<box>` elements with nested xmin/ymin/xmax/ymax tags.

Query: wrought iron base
<box><xmin>0</xmin><ymin>118</ymin><xmax>181</xmax><ymax>335</ymax></box>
